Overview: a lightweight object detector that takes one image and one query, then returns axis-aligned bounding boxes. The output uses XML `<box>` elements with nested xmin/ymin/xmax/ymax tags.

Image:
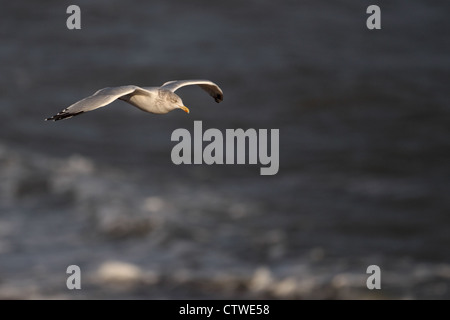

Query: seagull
<box><xmin>45</xmin><ymin>79</ymin><xmax>224</xmax><ymax>121</ymax></box>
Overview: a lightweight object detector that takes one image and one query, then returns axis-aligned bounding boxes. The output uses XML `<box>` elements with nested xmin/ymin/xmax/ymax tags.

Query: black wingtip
<box><xmin>45</xmin><ymin>111</ymin><xmax>84</xmax><ymax>121</ymax></box>
<box><xmin>215</xmin><ymin>93</ymin><xmax>224</xmax><ymax>103</ymax></box>
<box><xmin>45</xmin><ymin>116</ymin><xmax>57</xmax><ymax>121</ymax></box>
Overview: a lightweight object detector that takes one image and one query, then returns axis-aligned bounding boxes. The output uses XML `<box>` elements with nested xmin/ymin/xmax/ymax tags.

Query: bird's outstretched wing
<box><xmin>45</xmin><ymin>85</ymin><xmax>151</xmax><ymax>121</ymax></box>
<box><xmin>160</xmin><ymin>80</ymin><xmax>224</xmax><ymax>103</ymax></box>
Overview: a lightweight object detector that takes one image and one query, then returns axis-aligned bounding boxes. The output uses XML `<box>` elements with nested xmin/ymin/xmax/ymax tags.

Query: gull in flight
<box><xmin>45</xmin><ymin>79</ymin><xmax>224</xmax><ymax>121</ymax></box>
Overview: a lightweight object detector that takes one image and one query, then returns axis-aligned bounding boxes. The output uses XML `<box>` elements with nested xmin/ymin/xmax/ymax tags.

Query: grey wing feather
<box><xmin>160</xmin><ymin>79</ymin><xmax>224</xmax><ymax>103</ymax></box>
<box><xmin>45</xmin><ymin>85</ymin><xmax>150</xmax><ymax>121</ymax></box>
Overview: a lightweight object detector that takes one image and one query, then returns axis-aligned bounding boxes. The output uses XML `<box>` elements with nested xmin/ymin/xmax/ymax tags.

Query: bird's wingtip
<box><xmin>215</xmin><ymin>93</ymin><xmax>224</xmax><ymax>103</ymax></box>
<box><xmin>44</xmin><ymin>111</ymin><xmax>84</xmax><ymax>122</ymax></box>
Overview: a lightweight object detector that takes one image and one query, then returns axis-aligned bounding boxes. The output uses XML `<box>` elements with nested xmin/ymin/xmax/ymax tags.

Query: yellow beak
<box><xmin>179</xmin><ymin>105</ymin><xmax>190</xmax><ymax>114</ymax></box>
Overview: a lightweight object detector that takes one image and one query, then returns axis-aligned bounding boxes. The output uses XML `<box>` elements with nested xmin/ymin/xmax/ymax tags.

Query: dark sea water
<box><xmin>0</xmin><ymin>0</ymin><xmax>449</xmax><ymax>299</ymax></box>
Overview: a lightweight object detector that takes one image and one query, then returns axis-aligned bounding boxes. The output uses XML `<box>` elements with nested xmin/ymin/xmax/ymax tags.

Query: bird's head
<box><xmin>169</xmin><ymin>93</ymin><xmax>189</xmax><ymax>114</ymax></box>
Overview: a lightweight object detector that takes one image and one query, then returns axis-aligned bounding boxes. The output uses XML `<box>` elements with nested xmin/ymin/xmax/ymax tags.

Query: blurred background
<box><xmin>0</xmin><ymin>0</ymin><xmax>449</xmax><ymax>299</ymax></box>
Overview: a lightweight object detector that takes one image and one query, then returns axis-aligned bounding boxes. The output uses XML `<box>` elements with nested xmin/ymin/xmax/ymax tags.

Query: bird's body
<box><xmin>118</xmin><ymin>86</ymin><xmax>174</xmax><ymax>114</ymax></box>
<box><xmin>45</xmin><ymin>80</ymin><xmax>223</xmax><ymax>121</ymax></box>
